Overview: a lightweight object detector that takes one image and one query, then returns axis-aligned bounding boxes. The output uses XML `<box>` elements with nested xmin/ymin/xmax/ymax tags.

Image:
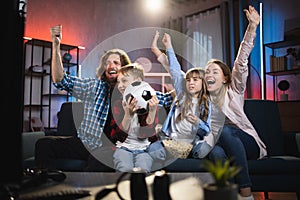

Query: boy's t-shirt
<box><xmin>111</xmin><ymin>99</ymin><xmax>159</xmax><ymax>149</ymax></box>
<box><xmin>116</xmin><ymin>113</ymin><xmax>151</xmax><ymax>151</ymax></box>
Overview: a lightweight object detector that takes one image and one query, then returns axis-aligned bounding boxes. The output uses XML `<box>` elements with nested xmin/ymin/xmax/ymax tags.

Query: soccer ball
<box><xmin>123</xmin><ymin>81</ymin><xmax>156</xmax><ymax>114</ymax></box>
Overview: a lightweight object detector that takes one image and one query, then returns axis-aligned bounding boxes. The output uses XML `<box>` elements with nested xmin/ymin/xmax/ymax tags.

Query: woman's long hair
<box><xmin>176</xmin><ymin>67</ymin><xmax>210</xmax><ymax>122</ymax></box>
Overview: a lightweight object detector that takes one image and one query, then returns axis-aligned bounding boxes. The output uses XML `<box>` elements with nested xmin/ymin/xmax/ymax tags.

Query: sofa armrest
<box><xmin>284</xmin><ymin>132</ymin><xmax>300</xmax><ymax>157</ymax></box>
<box><xmin>22</xmin><ymin>131</ymin><xmax>45</xmax><ymax>160</ymax></box>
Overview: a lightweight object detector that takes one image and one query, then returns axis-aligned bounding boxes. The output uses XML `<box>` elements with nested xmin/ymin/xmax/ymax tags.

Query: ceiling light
<box><xmin>145</xmin><ymin>0</ymin><xmax>163</xmax><ymax>12</ymax></box>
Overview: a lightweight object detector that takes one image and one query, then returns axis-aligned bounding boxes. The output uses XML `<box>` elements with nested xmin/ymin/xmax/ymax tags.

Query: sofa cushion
<box><xmin>56</xmin><ymin>102</ymin><xmax>84</xmax><ymax>137</ymax></box>
<box><xmin>22</xmin><ymin>131</ymin><xmax>45</xmax><ymax>160</ymax></box>
<box><xmin>162</xmin><ymin>158</ymin><xmax>207</xmax><ymax>172</ymax></box>
<box><xmin>244</xmin><ymin>99</ymin><xmax>285</xmax><ymax>156</ymax></box>
<box><xmin>285</xmin><ymin>132</ymin><xmax>300</xmax><ymax>157</ymax></box>
<box><xmin>162</xmin><ymin>156</ymin><xmax>300</xmax><ymax>175</ymax></box>
<box><xmin>248</xmin><ymin>156</ymin><xmax>300</xmax><ymax>175</ymax></box>
<box><xmin>22</xmin><ymin>131</ymin><xmax>46</xmax><ymax>169</ymax></box>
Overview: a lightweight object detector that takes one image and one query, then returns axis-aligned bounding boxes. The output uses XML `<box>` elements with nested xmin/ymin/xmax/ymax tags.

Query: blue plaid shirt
<box><xmin>54</xmin><ymin>74</ymin><xmax>173</xmax><ymax>150</ymax></box>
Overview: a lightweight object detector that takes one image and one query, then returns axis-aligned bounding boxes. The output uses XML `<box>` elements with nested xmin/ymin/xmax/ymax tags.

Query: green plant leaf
<box><xmin>203</xmin><ymin>159</ymin><xmax>241</xmax><ymax>187</ymax></box>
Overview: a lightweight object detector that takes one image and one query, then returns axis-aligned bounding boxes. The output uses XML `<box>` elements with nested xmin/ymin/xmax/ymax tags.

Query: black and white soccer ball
<box><xmin>123</xmin><ymin>81</ymin><xmax>156</xmax><ymax>115</ymax></box>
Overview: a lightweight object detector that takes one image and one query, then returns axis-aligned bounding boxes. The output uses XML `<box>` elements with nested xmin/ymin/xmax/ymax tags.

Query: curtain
<box><xmin>183</xmin><ymin>6</ymin><xmax>223</xmax><ymax>71</ymax></box>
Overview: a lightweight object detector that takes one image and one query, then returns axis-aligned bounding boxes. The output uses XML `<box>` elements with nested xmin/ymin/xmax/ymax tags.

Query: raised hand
<box><xmin>50</xmin><ymin>24</ymin><xmax>62</xmax><ymax>44</ymax></box>
<box><xmin>243</xmin><ymin>5</ymin><xmax>260</xmax><ymax>26</ymax></box>
<box><xmin>162</xmin><ymin>33</ymin><xmax>172</xmax><ymax>49</ymax></box>
<box><xmin>151</xmin><ymin>31</ymin><xmax>162</xmax><ymax>57</ymax></box>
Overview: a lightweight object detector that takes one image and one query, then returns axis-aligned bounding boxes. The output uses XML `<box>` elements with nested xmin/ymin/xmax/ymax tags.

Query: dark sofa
<box><xmin>34</xmin><ymin>99</ymin><xmax>300</xmax><ymax>198</ymax></box>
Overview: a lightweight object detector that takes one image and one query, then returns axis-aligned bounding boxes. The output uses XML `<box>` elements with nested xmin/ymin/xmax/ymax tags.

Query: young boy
<box><xmin>112</xmin><ymin>63</ymin><xmax>162</xmax><ymax>172</ymax></box>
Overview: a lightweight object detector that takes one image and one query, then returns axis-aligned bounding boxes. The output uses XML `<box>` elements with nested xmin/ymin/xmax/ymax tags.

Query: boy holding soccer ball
<box><xmin>113</xmin><ymin>63</ymin><xmax>172</xmax><ymax>172</ymax></box>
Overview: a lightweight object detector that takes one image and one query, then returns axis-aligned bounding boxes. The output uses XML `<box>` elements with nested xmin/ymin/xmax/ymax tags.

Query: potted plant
<box><xmin>203</xmin><ymin>159</ymin><xmax>241</xmax><ymax>200</ymax></box>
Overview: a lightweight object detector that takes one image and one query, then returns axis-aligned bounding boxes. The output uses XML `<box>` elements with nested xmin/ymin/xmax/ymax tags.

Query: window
<box><xmin>183</xmin><ymin>6</ymin><xmax>223</xmax><ymax>71</ymax></box>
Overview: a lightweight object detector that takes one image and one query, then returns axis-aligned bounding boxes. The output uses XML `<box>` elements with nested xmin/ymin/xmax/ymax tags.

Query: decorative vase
<box><xmin>203</xmin><ymin>183</ymin><xmax>238</xmax><ymax>200</ymax></box>
<box><xmin>286</xmin><ymin>55</ymin><xmax>294</xmax><ymax>70</ymax></box>
<box><xmin>280</xmin><ymin>93</ymin><xmax>288</xmax><ymax>101</ymax></box>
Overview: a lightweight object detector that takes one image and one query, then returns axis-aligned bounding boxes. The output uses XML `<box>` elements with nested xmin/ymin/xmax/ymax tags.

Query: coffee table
<box><xmin>18</xmin><ymin>171</ymin><xmax>214</xmax><ymax>200</ymax></box>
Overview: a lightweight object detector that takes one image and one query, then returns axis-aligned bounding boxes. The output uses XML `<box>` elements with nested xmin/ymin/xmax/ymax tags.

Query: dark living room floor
<box><xmin>252</xmin><ymin>192</ymin><xmax>297</xmax><ymax>200</ymax></box>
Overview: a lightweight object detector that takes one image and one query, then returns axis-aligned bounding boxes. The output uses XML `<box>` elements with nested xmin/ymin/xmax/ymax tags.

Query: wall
<box><xmin>278</xmin><ymin>101</ymin><xmax>300</xmax><ymax>132</ymax></box>
<box><xmin>24</xmin><ymin>0</ymin><xmax>300</xmax><ymax>91</ymax></box>
<box><xmin>261</xmin><ymin>0</ymin><xmax>300</xmax><ymax>132</ymax></box>
<box><xmin>262</xmin><ymin>0</ymin><xmax>300</xmax><ymax>101</ymax></box>
<box><xmin>25</xmin><ymin>0</ymin><xmax>222</xmax><ymax>68</ymax></box>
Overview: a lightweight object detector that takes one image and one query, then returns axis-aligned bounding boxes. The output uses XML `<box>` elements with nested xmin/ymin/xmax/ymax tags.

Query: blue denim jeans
<box><xmin>147</xmin><ymin>140</ymin><xmax>167</xmax><ymax>161</ymax></box>
<box><xmin>113</xmin><ymin>147</ymin><xmax>153</xmax><ymax>173</ymax></box>
<box><xmin>208</xmin><ymin>125</ymin><xmax>259</xmax><ymax>189</ymax></box>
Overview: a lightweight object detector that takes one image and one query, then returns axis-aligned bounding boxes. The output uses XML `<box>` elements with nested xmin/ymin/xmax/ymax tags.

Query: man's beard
<box><xmin>108</xmin><ymin>76</ymin><xmax>117</xmax><ymax>87</ymax></box>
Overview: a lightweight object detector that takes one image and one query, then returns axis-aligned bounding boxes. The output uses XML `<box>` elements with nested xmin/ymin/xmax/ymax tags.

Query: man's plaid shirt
<box><xmin>54</xmin><ymin>74</ymin><xmax>173</xmax><ymax>150</ymax></box>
